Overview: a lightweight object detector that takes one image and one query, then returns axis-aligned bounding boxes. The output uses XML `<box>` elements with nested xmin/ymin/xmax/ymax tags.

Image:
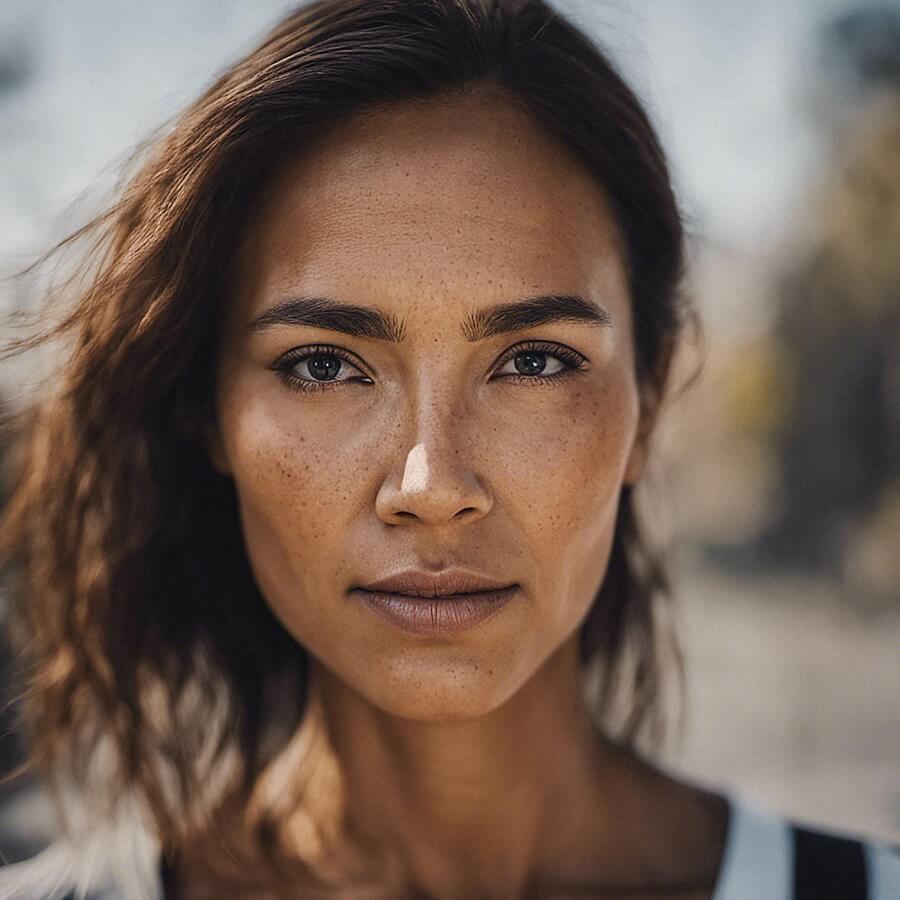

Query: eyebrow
<box><xmin>246</xmin><ymin>293</ymin><xmax>612</xmax><ymax>341</ymax></box>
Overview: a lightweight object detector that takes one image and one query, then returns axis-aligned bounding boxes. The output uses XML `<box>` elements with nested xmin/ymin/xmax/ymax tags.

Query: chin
<box><xmin>355</xmin><ymin>652</ymin><xmax>527</xmax><ymax>722</ymax></box>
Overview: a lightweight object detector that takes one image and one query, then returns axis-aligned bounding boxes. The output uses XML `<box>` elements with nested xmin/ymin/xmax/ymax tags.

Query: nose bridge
<box><xmin>376</xmin><ymin>375</ymin><xmax>490</xmax><ymax>525</ymax></box>
<box><xmin>409</xmin><ymin>371</ymin><xmax>467</xmax><ymax>449</ymax></box>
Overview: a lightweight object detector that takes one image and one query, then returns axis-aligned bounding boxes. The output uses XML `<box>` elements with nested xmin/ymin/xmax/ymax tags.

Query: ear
<box><xmin>623</xmin><ymin>339</ymin><xmax>675</xmax><ymax>487</ymax></box>
<box><xmin>623</xmin><ymin>383</ymin><xmax>660</xmax><ymax>486</ymax></box>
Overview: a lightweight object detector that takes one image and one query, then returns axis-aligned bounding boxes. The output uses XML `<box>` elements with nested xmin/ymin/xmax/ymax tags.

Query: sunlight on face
<box><xmin>212</xmin><ymin>88</ymin><xmax>647</xmax><ymax>721</ymax></box>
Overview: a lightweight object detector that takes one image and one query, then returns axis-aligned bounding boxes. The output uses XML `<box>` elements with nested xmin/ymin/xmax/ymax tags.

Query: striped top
<box><xmin>710</xmin><ymin>797</ymin><xmax>900</xmax><ymax>899</ymax></box>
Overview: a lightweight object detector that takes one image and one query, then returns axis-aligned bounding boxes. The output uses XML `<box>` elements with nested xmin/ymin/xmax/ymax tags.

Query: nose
<box><xmin>375</xmin><ymin>413</ymin><xmax>493</xmax><ymax>527</ymax></box>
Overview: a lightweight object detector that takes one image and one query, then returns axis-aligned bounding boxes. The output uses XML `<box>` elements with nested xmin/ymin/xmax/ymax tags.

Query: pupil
<box><xmin>515</xmin><ymin>352</ymin><xmax>547</xmax><ymax>376</ymax></box>
<box><xmin>308</xmin><ymin>355</ymin><xmax>341</xmax><ymax>381</ymax></box>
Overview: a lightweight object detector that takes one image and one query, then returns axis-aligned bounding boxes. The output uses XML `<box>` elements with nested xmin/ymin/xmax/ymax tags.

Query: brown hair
<box><xmin>1</xmin><ymin>0</ymin><xmax>693</xmax><ymax>877</ymax></box>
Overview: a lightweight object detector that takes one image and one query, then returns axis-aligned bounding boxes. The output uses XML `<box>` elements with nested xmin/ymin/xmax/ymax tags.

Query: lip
<box><xmin>351</xmin><ymin>569</ymin><xmax>519</xmax><ymax>635</ymax></box>
<box><xmin>358</xmin><ymin>569</ymin><xmax>515</xmax><ymax>597</ymax></box>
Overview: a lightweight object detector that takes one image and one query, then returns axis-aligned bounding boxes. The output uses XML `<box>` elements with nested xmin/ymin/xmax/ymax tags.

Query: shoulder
<box><xmin>714</xmin><ymin>794</ymin><xmax>900</xmax><ymax>900</ymax></box>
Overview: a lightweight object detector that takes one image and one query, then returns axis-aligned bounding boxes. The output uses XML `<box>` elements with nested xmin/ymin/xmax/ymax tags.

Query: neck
<box><xmin>313</xmin><ymin>635</ymin><xmax>632</xmax><ymax>898</ymax></box>
<box><xmin>175</xmin><ymin>640</ymin><xmax>729</xmax><ymax>900</ymax></box>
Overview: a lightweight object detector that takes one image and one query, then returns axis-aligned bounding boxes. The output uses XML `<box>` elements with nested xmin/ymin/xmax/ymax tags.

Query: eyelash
<box><xmin>271</xmin><ymin>341</ymin><xmax>588</xmax><ymax>394</ymax></box>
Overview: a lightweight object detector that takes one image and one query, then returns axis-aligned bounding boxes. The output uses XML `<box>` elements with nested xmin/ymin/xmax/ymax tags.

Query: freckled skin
<box><xmin>205</xmin><ymin>89</ymin><xmax>728</xmax><ymax>898</ymax></box>
<box><xmin>213</xmin><ymin>90</ymin><xmax>644</xmax><ymax>721</ymax></box>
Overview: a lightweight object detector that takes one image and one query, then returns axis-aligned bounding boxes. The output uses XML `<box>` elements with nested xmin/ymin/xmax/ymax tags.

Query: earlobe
<box><xmin>623</xmin><ymin>439</ymin><xmax>647</xmax><ymax>486</ymax></box>
<box><xmin>625</xmin><ymin>337</ymin><xmax>675</xmax><ymax>486</ymax></box>
<box><xmin>623</xmin><ymin>381</ymin><xmax>662</xmax><ymax>487</ymax></box>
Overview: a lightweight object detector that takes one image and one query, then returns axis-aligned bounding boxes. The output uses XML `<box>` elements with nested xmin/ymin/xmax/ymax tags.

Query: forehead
<box><xmin>233</xmin><ymin>87</ymin><xmax>629</xmax><ymax>322</ymax></box>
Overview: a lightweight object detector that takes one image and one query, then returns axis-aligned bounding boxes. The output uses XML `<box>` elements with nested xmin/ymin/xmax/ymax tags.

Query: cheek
<box><xmin>497</xmin><ymin>375</ymin><xmax>637</xmax><ymax>537</ymax></box>
<box><xmin>215</xmin><ymin>384</ymin><xmax>366</xmax><ymax>623</ymax></box>
<box><xmin>491</xmin><ymin>374</ymin><xmax>638</xmax><ymax>625</ymax></box>
<box><xmin>220</xmin><ymin>375</ymin><xmax>374</xmax><ymax>512</ymax></box>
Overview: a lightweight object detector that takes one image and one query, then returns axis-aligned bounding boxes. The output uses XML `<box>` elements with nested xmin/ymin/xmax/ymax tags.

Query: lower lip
<box><xmin>351</xmin><ymin>586</ymin><xmax>519</xmax><ymax>635</ymax></box>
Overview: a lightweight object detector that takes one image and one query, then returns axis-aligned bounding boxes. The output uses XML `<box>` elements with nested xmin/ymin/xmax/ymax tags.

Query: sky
<box><xmin>0</xmin><ymin>0</ymin><xmax>890</xmax><ymax>273</ymax></box>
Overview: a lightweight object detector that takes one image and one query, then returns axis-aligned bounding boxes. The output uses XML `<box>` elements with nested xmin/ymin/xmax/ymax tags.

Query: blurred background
<box><xmin>1</xmin><ymin>0</ymin><xmax>898</xmax><ymax>867</ymax></box>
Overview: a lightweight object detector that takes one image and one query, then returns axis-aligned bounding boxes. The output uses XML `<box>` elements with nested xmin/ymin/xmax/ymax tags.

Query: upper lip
<box><xmin>357</xmin><ymin>569</ymin><xmax>516</xmax><ymax>598</ymax></box>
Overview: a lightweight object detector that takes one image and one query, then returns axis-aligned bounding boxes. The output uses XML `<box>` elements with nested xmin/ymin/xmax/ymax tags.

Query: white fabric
<box><xmin>712</xmin><ymin>795</ymin><xmax>793</xmax><ymax>900</ymax></box>
<box><xmin>868</xmin><ymin>839</ymin><xmax>900</xmax><ymax>900</ymax></box>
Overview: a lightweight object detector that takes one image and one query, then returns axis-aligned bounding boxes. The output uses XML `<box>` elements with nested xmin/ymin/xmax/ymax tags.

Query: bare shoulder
<box><xmin>621</xmin><ymin>753</ymin><xmax>731</xmax><ymax>886</ymax></box>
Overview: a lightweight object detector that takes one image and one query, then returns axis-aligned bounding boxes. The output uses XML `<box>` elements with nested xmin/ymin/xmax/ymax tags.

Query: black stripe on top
<box><xmin>793</xmin><ymin>825</ymin><xmax>868</xmax><ymax>900</ymax></box>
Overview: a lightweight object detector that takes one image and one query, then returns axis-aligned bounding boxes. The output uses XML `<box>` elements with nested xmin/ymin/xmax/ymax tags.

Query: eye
<box><xmin>493</xmin><ymin>341</ymin><xmax>588</xmax><ymax>385</ymax></box>
<box><xmin>271</xmin><ymin>344</ymin><xmax>373</xmax><ymax>394</ymax></box>
<box><xmin>271</xmin><ymin>340</ymin><xmax>588</xmax><ymax>395</ymax></box>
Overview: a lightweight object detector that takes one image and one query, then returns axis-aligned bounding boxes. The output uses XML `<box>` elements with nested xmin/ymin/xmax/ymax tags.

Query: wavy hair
<box><xmin>1</xmin><ymin>0</ymin><xmax>695</xmax><ymax>879</ymax></box>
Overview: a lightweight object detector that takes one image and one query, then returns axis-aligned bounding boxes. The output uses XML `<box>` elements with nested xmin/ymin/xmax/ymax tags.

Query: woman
<box><xmin>0</xmin><ymin>1</ymin><xmax>897</xmax><ymax>897</ymax></box>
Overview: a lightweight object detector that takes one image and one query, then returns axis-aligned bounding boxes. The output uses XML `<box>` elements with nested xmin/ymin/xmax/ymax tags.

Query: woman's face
<box><xmin>212</xmin><ymin>89</ymin><xmax>653</xmax><ymax>721</ymax></box>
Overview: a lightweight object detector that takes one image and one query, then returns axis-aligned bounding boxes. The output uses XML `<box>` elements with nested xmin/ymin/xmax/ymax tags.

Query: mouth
<box><xmin>351</xmin><ymin>569</ymin><xmax>519</xmax><ymax>635</ymax></box>
<box><xmin>357</xmin><ymin>569</ymin><xmax>516</xmax><ymax>597</ymax></box>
